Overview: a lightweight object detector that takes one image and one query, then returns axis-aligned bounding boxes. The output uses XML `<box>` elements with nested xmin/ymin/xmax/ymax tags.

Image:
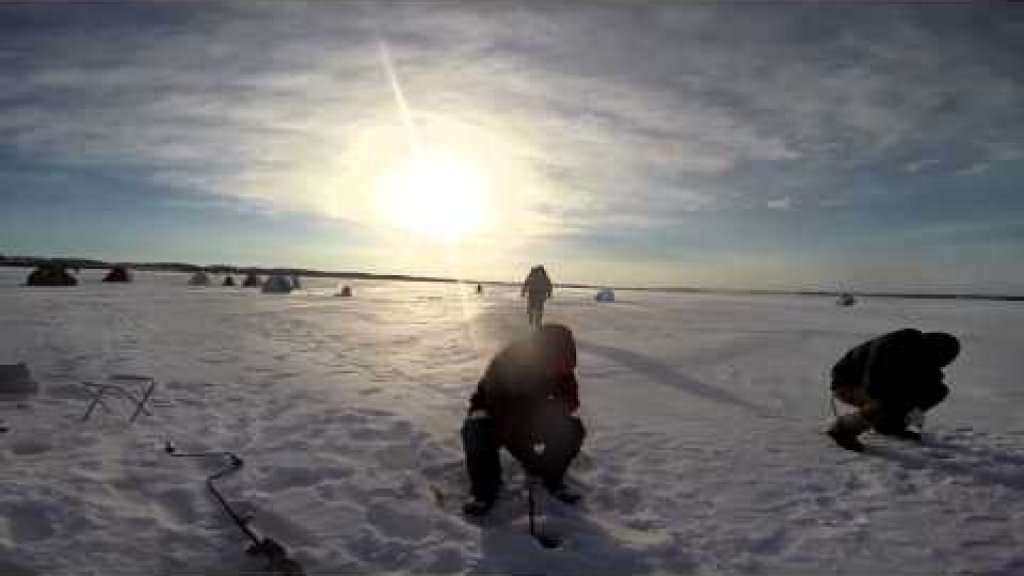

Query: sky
<box><xmin>1</xmin><ymin>3</ymin><xmax>1023</xmax><ymax>293</ymax></box>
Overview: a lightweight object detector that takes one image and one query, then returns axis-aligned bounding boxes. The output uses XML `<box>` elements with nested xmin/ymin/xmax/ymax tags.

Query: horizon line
<box><xmin>2</xmin><ymin>252</ymin><xmax>1023</xmax><ymax>303</ymax></box>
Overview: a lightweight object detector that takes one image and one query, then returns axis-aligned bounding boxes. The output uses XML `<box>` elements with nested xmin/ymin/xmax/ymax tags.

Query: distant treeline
<box><xmin>0</xmin><ymin>254</ymin><xmax>487</xmax><ymax>286</ymax></box>
<box><xmin>1</xmin><ymin>253</ymin><xmax>1022</xmax><ymax>302</ymax></box>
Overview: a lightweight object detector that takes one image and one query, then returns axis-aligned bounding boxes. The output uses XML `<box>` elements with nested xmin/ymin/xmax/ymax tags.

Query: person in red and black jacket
<box><xmin>461</xmin><ymin>323</ymin><xmax>585</xmax><ymax>516</ymax></box>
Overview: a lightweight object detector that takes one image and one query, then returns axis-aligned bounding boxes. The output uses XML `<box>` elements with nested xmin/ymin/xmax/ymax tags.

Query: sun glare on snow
<box><xmin>377</xmin><ymin>147</ymin><xmax>495</xmax><ymax>242</ymax></box>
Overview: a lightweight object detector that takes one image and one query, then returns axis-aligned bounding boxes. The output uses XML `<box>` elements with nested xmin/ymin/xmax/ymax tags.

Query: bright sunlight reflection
<box><xmin>377</xmin><ymin>147</ymin><xmax>495</xmax><ymax>242</ymax></box>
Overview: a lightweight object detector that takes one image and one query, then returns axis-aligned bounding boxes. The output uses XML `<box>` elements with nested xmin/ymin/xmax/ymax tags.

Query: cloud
<box><xmin>954</xmin><ymin>162</ymin><xmax>991</xmax><ymax>177</ymax></box>
<box><xmin>1</xmin><ymin>3</ymin><xmax>1022</xmax><ymax>275</ymax></box>
<box><xmin>903</xmin><ymin>159</ymin><xmax>941</xmax><ymax>174</ymax></box>
<box><xmin>764</xmin><ymin>197</ymin><xmax>794</xmax><ymax>211</ymax></box>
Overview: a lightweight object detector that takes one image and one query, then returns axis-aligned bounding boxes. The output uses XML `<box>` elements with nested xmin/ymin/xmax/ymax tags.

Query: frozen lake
<box><xmin>1</xmin><ymin>268</ymin><xmax>1022</xmax><ymax>574</ymax></box>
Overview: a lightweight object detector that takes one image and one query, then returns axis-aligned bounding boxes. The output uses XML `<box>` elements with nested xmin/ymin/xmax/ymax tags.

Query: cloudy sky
<box><xmin>1</xmin><ymin>3</ymin><xmax>1022</xmax><ymax>292</ymax></box>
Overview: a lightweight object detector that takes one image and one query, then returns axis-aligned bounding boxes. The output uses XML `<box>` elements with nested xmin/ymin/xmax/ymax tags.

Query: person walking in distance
<box><xmin>521</xmin><ymin>265</ymin><xmax>553</xmax><ymax>329</ymax></box>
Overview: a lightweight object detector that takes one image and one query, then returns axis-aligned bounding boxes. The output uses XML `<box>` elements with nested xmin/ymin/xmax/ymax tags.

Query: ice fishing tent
<box><xmin>335</xmin><ymin>284</ymin><xmax>352</xmax><ymax>297</ymax></box>
<box><xmin>291</xmin><ymin>275</ymin><xmax>302</xmax><ymax>290</ymax></box>
<box><xmin>103</xmin><ymin>266</ymin><xmax>132</xmax><ymax>283</ymax></box>
<box><xmin>262</xmin><ymin>274</ymin><xmax>293</xmax><ymax>294</ymax></box>
<box><xmin>837</xmin><ymin>293</ymin><xmax>857</xmax><ymax>307</ymax></box>
<box><xmin>242</xmin><ymin>272</ymin><xmax>262</xmax><ymax>287</ymax></box>
<box><xmin>188</xmin><ymin>271</ymin><xmax>211</xmax><ymax>286</ymax></box>
<box><xmin>595</xmin><ymin>288</ymin><xmax>616</xmax><ymax>302</ymax></box>
<box><xmin>223</xmin><ymin>275</ymin><xmax>236</xmax><ymax>287</ymax></box>
<box><xmin>26</xmin><ymin>263</ymin><xmax>77</xmax><ymax>286</ymax></box>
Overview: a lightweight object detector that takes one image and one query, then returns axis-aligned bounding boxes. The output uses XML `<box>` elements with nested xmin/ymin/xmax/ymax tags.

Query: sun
<box><xmin>377</xmin><ymin>147</ymin><xmax>494</xmax><ymax>242</ymax></box>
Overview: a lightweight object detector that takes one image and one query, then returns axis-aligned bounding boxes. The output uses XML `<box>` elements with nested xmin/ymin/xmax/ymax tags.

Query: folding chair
<box><xmin>81</xmin><ymin>374</ymin><xmax>157</xmax><ymax>423</ymax></box>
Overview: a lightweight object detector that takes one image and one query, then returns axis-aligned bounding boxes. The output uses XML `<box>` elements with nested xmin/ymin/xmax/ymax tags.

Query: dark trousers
<box><xmin>462</xmin><ymin>416</ymin><xmax>585</xmax><ymax>501</ymax></box>
<box><xmin>526</xmin><ymin>295</ymin><xmax>546</xmax><ymax>328</ymax></box>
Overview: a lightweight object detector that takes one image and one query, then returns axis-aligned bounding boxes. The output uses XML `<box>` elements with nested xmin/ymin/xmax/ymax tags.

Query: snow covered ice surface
<box><xmin>0</xmin><ymin>268</ymin><xmax>1022</xmax><ymax>575</ymax></box>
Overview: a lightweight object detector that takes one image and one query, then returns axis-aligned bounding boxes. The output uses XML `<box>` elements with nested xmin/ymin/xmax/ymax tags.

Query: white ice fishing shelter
<box><xmin>187</xmin><ymin>271</ymin><xmax>211</xmax><ymax>286</ymax></box>
<box><xmin>262</xmin><ymin>274</ymin><xmax>293</xmax><ymax>294</ymax></box>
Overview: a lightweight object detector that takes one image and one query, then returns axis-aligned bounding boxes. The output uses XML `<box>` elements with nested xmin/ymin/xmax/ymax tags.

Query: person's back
<box><xmin>832</xmin><ymin>328</ymin><xmax>952</xmax><ymax>404</ymax></box>
<box><xmin>471</xmin><ymin>325</ymin><xmax>578</xmax><ymax>447</ymax></box>
<box><xmin>523</xmin><ymin>267</ymin><xmax>552</xmax><ymax>297</ymax></box>
<box><xmin>521</xmin><ymin>266</ymin><xmax>554</xmax><ymax>328</ymax></box>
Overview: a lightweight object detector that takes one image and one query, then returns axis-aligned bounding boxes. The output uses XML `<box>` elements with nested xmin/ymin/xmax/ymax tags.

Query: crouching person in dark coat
<box><xmin>827</xmin><ymin>328</ymin><xmax>959</xmax><ymax>452</ymax></box>
<box><xmin>461</xmin><ymin>323</ymin><xmax>585</xmax><ymax>516</ymax></box>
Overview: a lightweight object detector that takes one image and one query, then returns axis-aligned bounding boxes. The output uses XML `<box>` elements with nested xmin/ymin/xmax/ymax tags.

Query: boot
<box><xmin>826</xmin><ymin>413</ymin><xmax>870</xmax><ymax>452</ymax></box>
<box><xmin>826</xmin><ymin>427</ymin><xmax>865</xmax><ymax>452</ymax></box>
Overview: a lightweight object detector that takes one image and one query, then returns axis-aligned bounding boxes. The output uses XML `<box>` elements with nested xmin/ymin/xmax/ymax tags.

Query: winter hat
<box><xmin>922</xmin><ymin>332</ymin><xmax>960</xmax><ymax>368</ymax></box>
<box><xmin>541</xmin><ymin>323</ymin><xmax>576</xmax><ymax>376</ymax></box>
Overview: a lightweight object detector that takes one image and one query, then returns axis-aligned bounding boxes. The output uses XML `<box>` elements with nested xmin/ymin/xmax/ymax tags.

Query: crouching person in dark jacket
<box><xmin>827</xmin><ymin>328</ymin><xmax>959</xmax><ymax>452</ymax></box>
<box><xmin>461</xmin><ymin>323</ymin><xmax>585</xmax><ymax>516</ymax></box>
